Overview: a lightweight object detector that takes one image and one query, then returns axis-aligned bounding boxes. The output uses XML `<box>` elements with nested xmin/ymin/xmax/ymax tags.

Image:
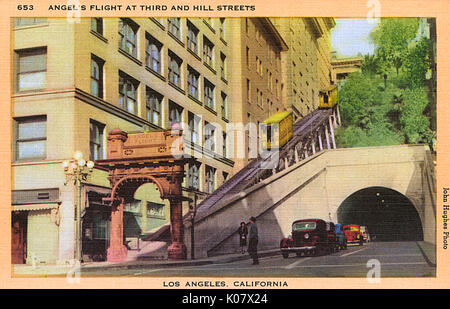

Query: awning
<box><xmin>84</xmin><ymin>185</ymin><xmax>112</xmax><ymax>215</ymax></box>
<box><xmin>12</xmin><ymin>203</ymin><xmax>59</xmax><ymax>212</ymax></box>
<box><xmin>85</xmin><ymin>185</ymin><xmax>111</xmax><ymax>196</ymax></box>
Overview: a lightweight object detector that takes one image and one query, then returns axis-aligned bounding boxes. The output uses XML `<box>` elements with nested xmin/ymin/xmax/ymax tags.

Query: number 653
<box><xmin>17</xmin><ymin>5</ymin><xmax>34</xmax><ymax>10</ymax></box>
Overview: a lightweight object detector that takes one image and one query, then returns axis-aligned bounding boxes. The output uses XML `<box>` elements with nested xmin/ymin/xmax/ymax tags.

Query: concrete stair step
<box><xmin>126</xmin><ymin>240</ymin><xmax>168</xmax><ymax>261</ymax></box>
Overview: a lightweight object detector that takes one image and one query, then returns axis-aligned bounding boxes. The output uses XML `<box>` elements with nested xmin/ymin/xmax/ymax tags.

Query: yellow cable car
<box><xmin>260</xmin><ymin>111</ymin><xmax>293</xmax><ymax>150</ymax></box>
<box><xmin>319</xmin><ymin>86</ymin><xmax>338</xmax><ymax>109</ymax></box>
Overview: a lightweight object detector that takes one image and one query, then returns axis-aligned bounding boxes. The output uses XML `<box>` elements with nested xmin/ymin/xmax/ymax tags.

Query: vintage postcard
<box><xmin>1</xmin><ymin>0</ymin><xmax>449</xmax><ymax>295</ymax></box>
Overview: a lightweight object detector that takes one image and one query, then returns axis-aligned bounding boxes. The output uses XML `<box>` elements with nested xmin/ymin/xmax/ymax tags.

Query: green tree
<box><xmin>361</xmin><ymin>54</ymin><xmax>380</xmax><ymax>76</ymax></box>
<box><xmin>403</xmin><ymin>37</ymin><xmax>431</xmax><ymax>89</ymax></box>
<box><xmin>400</xmin><ymin>87</ymin><xmax>430</xmax><ymax>144</ymax></box>
<box><xmin>370</xmin><ymin>18</ymin><xmax>420</xmax><ymax>75</ymax></box>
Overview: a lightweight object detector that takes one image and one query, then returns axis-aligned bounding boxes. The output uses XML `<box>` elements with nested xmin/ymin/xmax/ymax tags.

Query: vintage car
<box><xmin>343</xmin><ymin>224</ymin><xmax>364</xmax><ymax>245</ymax></box>
<box><xmin>280</xmin><ymin>219</ymin><xmax>339</xmax><ymax>258</ymax></box>
<box><xmin>360</xmin><ymin>226</ymin><xmax>371</xmax><ymax>242</ymax></box>
<box><xmin>335</xmin><ymin>223</ymin><xmax>348</xmax><ymax>250</ymax></box>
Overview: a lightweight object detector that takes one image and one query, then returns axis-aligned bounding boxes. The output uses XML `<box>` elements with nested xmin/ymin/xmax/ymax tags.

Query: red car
<box><xmin>343</xmin><ymin>224</ymin><xmax>364</xmax><ymax>245</ymax></box>
<box><xmin>280</xmin><ymin>219</ymin><xmax>339</xmax><ymax>258</ymax></box>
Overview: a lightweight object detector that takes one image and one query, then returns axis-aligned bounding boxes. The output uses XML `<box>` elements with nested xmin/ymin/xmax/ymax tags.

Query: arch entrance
<box><xmin>96</xmin><ymin>128</ymin><xmax>190</xmax><ymax>261</ymax></box>
<box><xmin>337</xmin><ymin>186</ymin><xmax>423</xmax><ymax>242</ymax></box>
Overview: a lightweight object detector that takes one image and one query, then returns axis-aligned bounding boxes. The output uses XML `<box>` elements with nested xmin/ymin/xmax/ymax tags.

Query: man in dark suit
<box><xmin>248</xmin><ymin>216</ymin><xmax>259</xmax><ymax>265</ymax></box>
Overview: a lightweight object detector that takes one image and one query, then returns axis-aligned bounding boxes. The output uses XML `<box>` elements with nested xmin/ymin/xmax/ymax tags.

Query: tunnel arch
<box><xmin>336</xmin><ymin>186</ymin><xmax>423</xmax><ymax>242</ymax></box>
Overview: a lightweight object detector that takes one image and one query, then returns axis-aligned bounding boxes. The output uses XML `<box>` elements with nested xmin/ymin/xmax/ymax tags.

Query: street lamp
<box><xmin>63</xmin><ymin>152</ymin><xmax>95</xmax><ymax>262</ymax></box>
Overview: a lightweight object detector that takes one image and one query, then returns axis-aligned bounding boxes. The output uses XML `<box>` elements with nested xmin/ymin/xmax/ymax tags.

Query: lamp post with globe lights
<box><xmin>62</xmin><ymin>151</ymin><xmax>95</xmax><ymax>262</ymax></box>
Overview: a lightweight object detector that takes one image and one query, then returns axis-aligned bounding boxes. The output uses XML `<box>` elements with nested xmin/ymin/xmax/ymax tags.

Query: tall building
<box><xmin>11</xmin><ymin>17</ymin><xmax>234</xmax><ymax>263</ymax></box>
<box><xmin>228</xmin><ymin>18</ymin><xmax>288</xmax><ymax>172</ymax></box>
<box><xmin>271</xmin><ymin>18</ymin><xmax>336</xmax><ymax>120</ymax></box>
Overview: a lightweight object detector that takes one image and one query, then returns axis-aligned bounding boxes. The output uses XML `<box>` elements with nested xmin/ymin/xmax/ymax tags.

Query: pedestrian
<box><xmin>248</xmin><ymin>216</ymin><xmax>259</xmax><ymax>265</ymax></box>
<box><xmin>238</xmin><ymin>221</ymin><xmax>248</xmax><ymax>254</ymax></box>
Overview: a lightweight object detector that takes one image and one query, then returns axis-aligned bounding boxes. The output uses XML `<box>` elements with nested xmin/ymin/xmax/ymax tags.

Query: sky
<box><xmin>331</xmin><ymin>18</ymin><xmax>379</xmax><ymax>58</ymax></box>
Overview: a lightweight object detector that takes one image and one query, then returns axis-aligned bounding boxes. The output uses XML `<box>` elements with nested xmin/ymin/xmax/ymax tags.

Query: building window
<box><xmin>257</xmin><ymin>89</ymin><xmax>263</xmax><ymax>107</ymax></box>
<box><xmin>15</xmin><ymin>116</ymin><xmax>46</xmax><ymax>161</ymax></box>
<box><xmin>269</xmin><ymin>72</ymin><xmax>273</xmax><ymax>92</ymax></box>
<box><xmin>187</xmin><ymin>162</ymin><xmax>201</xmax><ymax>190</ymax></box>
<box><xmin>15</xmin><ymin>47</ymin><xmax>47</xmax><ymax>92</ymax></box>
<box><xmin>124</xmin><ymin>200</ymin><xmax>141</xmax><ymax>214</ymax></box>
<box><xmin>204</xmin><ymin>122</ymin><xmax>216</xmax><ymax>152</ymax></box>
<box><xmin>118</xmin><ymin>71</ymin><xmax>139</xmax><ymax>115</ymax></box>
<box><xmin>276</xmin><ymin>79</ymin><xmax>279</xmax><ymax>98</ymax></box>
<box><xmin>223</xmin><ymin>171</ymin><xmax>229</xmax><ymax>182</ymax></box>
<box><xmin>187</xmin><ymin>20</ymin><xmax>199</xmax><ymax>54</ymax></box>
<box><xmin>246</xmin><ymin>47</ymin><xmax>250</xmax><ymax>68</ymax></box>
<box><xmin>168</xmin><ymin>51</ymin><xmax>182</xmax><ymax>87</ymax></box>
<box><xmin>188</xmin><ymin>112</ymin><xmax>201</xmax><ymax>145</ymax></box>
<box><xmin>187</xmin><ymin>66</ymin><xmax>200</xmax><ymax>99</ymax></box>
<box><xmin>220</xmin><ymin>52</ymin><xmax>227</xmax><ymax>80</ymax></box>
<box><xmin>169</xmin><ymin>101</ymin><xmax>183</xmax><ymax>129</ymax></box>
<box><xmin>221</xmin><ymin>92</ymin><xmax>228</xmax><ymax>120</ymax></box>
<box><xmin>91</xmin><ymin>55</ymin><xmax>104</xmax><ymax>98</ymax></box>
<box><xmin>91</xmin><ymin>18</ymin><xmax>103</xmax><ymax>35</ymax></box>
<box><xmin>119</xmin><ymin>18</ymin><xmax>139</xmax><ymax>58</ymax></box>
<box><xmin>256</xmin><ymin>56</ymin><xmax>263</xmax><ymax>76</ymax></box>
<box><xmin>146</xmin><ymin>34</ymin><xmax>162</xmax><ymax>74</ymax></box>
<box><xmin>14</xmin><ymin>18</ymin><xmax>47</xmax><ymax>28</ymax></box>
<box><xmin>205</xmin><ymin>165</ymin><xmax>216</xmax><ymax>194</ymax></box>
<box><xmin>203</xmin><ymin>36</ymin><xmax>214</xmax><ymax>67</ymax></box>
<box><xmin>90</xmin><ymin>120</ymin><xmax>105</xmax><ymax>161</ymax></box>
<box><xmin>246</xmin><ymin>79</ymin><xmax>251</xmax><ymax>103</ymax></box>
<box><xmin>146</xmin><ymin>88</ymin><xmax>163</xmax><ymax>127</ymax></box>
<box><xmin>219</xmin><ymin>18</ymin><xmax>226</xmax><ymax>40</ymax></box>
<box><xmin>222</xmin><ymin>132</ymin><xmax>227</xmax><ymax>158</ymax></box>
<box><xmin>168</xmin><ymin>18</ymin><xmax>181</xmax><ymax>39</ymax></box>
<box><xmin>204</xmin><ymin>79</ymin><xmax>215</xmax><ymax>110</ymax></box>
<box><xmin>147</xmin><ymin>201</ymin><xmax>165</xmax><ymax>219</ymax></box>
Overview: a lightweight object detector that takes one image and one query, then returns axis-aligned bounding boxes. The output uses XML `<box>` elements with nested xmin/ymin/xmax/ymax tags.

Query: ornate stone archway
<box><xmin>96</xmin><ymin>128</ymin><xmax>189</xmax><ymax>262</ymax></box>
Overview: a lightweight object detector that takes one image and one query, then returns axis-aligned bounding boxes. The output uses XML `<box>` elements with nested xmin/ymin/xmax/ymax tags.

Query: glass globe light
<box><xmin>73</xmin><ymin>151</ymin><xmax>83</xmax><ymax>160</ymax></box>
<box><xmin>86</xmin><ymin>161</ymin><xmax>95</xmax><ymax>169</ymax></box>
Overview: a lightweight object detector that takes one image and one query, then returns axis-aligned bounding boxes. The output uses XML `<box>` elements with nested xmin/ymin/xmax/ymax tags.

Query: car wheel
<box><xmin>282</xmin><ymin>252</ymin><xmax>289</xmax><ymax>259</ymax></box>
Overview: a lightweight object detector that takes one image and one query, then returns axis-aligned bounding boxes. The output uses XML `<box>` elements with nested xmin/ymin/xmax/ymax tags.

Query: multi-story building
<box><xmin>227</xmin><ymin>18</ymin><xmax>288</xmax><ymax>172</ymax></box>
<box><xmin>11</xmin><ymin>17</ymin><xmax>233</xmax><ymax>264</ymax></box>
<box><xmin>271</xmin><ymin>18</ymin><xmax>336</xmax><ymax>121</ymax></box>
<box><xmin>330</xmin><ymin>56</ymin><xmax>363</xmax><ymax>83</ymax></box>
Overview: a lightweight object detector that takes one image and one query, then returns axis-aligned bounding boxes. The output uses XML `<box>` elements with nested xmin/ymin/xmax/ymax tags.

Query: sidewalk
<box><xmin>12</xmin><ymin>249</ymin><xmax>281</xmax><ymax>276</ymax></box>
<box><xmin>416</xmin><ymin>241</ymin><xmax>436</xmax><ymax>267</ymax></box>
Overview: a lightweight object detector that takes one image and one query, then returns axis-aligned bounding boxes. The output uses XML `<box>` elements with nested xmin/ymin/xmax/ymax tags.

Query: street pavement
<box><xmin>13</xmin><ymin>241</ymin><xmax>435</xmax><ymax>278</ymax></box>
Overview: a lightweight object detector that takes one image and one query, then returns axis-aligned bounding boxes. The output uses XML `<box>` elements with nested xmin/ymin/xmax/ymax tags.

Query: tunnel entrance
<box><xmin>337</xmin><ymin>187</ymin><xmax>423</xmax><ymax>242</ymax></box>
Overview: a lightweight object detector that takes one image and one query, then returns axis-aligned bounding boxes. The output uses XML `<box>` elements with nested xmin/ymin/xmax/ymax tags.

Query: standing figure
<box><xmin>238</xmin><ymin>222</ymin><xmax>248</xmax><ymax>254</ymax></box>
<box><xmin>248</xmin><ymin>217</ymin><xmax>259</xmax><ymax>265</ymax></box>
